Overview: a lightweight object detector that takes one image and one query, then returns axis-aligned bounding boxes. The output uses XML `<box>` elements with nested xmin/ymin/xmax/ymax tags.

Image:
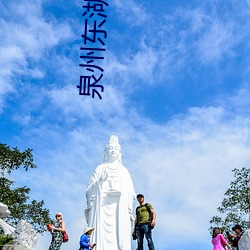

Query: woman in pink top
<box><xmin>212</xmin><ymin>227</ymin><xmax>232</xmax><ymax>250</ymax></box>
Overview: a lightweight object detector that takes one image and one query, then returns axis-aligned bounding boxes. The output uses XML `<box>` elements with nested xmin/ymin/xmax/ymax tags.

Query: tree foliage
<box><xmin>0</xmin><ymin>234</ymin><xmax>14</xmax><ymax>246</ymax></box>
<box><xmin>0</xmin><ymin>144</ymin><xmax>36</xmax><ymax>175</ymax></box>
<box><xmin>210</xmin><ymin>167</ymin><xmax>250</xmax><ymax>232</ymax></box>
<box><xmin>0</xmin><ymin>143</ymin><xmax>52</xmax><ymax>233</ymax></box>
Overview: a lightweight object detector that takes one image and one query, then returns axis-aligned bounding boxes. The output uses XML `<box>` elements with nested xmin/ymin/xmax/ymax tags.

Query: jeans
<box><xmin>136</xmin><ymin>223</ymin><xmax>155</xmax><ymax>250</ymax></box>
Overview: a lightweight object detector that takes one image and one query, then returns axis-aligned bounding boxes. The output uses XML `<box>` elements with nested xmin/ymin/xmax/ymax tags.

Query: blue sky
<box><xmin>1</xmin><ymin>0</ymin><xmax>250</xmax><ymax>249</ymax></box>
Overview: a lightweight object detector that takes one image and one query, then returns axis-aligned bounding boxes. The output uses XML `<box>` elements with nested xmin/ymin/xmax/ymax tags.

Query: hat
<box><xmin>55</xmin><ymin>212</ymin><xmax>63</xmax><ymax>218</ymax></box>
<box><xmin>84</xmin><ymin>227</ymin><xmax>94</xmax><ymax>234</ymax></box>
<box><xmin>232</xmin><ymin>225</ymin><xmax>243</xmax><ymax>231</ymax></box>
<box><xmin>136</xmin><ymin>194</ymin><xmax>144</xmax><ymax>198</ymax></box>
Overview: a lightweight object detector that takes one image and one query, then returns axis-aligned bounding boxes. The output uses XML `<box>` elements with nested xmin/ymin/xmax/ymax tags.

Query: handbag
<box><xmin>62</xmin><ymin>231</ymin><xmax>69</xmax><ymax>242</ymax></box>
<box><xmin>46</xmin><ymin>224</ymin><xmax>52</xmax><ymax>232</ymax></box>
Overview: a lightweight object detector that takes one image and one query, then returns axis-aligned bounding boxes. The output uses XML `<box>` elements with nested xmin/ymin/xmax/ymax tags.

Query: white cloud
<box><xmin>101</xmin><ymin>43</ymin><xmax>159</xmax><ymax>91</ymax></box>
<box><xmin>0</xmin><ymin>0</ymin><xmax>72</xmax><ymax>111</ymax></box>
<box><xmin>127</xmin><ymin>43</ymin><xmax>158</xmax><ymax>85</ymax></box>
<box><xmin>189</xmin><ymin>8</ymin><xmax>210</xmax><ymax>33</ymax></box>
<box><xmin>113</xmin><ymin>0</ymin><xmax>148</xmax><ymax>26</ymax></box>
<box><xmin>196</xmin><ymin>20</ymin><xmax>235</xmax><ymax>63</ymax></box>
<box><xmin>47</xmin><ymin>83</ymin><xmax>126</xmax><ymax>120</ymax></box>
<box><xmin>155</xmin><ymin>7</ymin><xmax>242</xmax><ymax>70</ymax></box>
<box><xmin>220</xmin><ymin>83</ymin><xmax>250</xmax><ymax>115</ymax></box>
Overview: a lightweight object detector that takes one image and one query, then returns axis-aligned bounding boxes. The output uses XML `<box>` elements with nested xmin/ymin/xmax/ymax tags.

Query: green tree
<box><xmin>210</xmin><ymin>167</ymin><xmax>250</xmax><ymax>232</ymax></box>
<box><xmin>0</xmin><ymin>143</ymin><xmax>52</xmax><ymax>233</ymax></box>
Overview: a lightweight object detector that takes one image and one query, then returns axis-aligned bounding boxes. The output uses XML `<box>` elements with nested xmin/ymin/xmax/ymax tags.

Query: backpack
<box><xmin>136</xmin><ymin>203</ymin><xmax>154</xmax><ymax>229</ymax></box>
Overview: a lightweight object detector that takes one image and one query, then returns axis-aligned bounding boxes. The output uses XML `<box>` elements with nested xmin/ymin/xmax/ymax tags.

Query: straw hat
<box><xmin>84</xmin><ymin>227</ymin><xmax>94</xmax><ymax>234</ymax></box>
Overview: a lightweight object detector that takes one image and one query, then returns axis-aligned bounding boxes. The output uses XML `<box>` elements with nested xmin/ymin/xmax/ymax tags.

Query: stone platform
<box><xmin>1</xmin><ymin>245</ymin><xmax>26</xmax><ymax>250</ymax></box>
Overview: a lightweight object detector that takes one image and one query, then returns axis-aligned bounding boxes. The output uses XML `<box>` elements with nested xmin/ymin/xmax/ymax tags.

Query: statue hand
<box><xmin>101</xmin><ymin>171</ymin><xmax>107</xmax><ymax>181</ymax></box>
<box><xmin>130</xmin><ymin>213</ymin><xmax>135</xmax><ymax>222</ymax></box>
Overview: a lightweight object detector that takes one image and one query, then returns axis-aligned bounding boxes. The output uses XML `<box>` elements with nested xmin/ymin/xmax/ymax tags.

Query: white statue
<box><xmin>13</xmin><ymin>220</ymin><xmax>38</xmax><ymax>250</ymax></box>
<box><xmin>239</xmin><ymin>229</ymin><xmax>250</xmax><ymax>250</ymax></box>
<box><xmin>0</xmin><ymin>202</ymin><xmax>15</xmax><ymax>235</ymax></box>
<box><xmin>0</xmin><ymin>202</ymin><xmax>11</xmax><ymax>218</ymax></box>
<box><xmin>85</xmin><ymin>135</ymin><xmax>136</xmax><ymax>250</ymax></box>
<box><xmin>0</xmin><ymin>203</ymin><xmax>37</xmax><ymax>250</ymax></box>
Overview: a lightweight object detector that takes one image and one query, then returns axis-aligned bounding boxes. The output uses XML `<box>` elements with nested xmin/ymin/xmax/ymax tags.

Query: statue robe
<box><xmin>85</xmin><ymin>163</ymin><xmax>136</xmax><ymax>250</ymax></box>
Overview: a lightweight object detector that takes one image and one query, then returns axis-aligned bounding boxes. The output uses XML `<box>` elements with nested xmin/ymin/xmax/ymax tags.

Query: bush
<box><xmin>0</xmin><ymin>234</ymin><xmax>14</xmax><ymax>247</ymax></box>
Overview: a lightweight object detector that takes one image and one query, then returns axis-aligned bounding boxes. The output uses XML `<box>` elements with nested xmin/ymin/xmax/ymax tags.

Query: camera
<box><xmin>132</xmin><ymin>231</ymin><xmax>137</xmax><ymax>240</ymax></box>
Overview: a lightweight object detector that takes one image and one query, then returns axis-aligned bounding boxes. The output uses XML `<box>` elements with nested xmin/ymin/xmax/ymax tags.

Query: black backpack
<box><xmin>136</xmin><ymin>203</ymin><xmax>154</xmax><ymax>229</ymax></box>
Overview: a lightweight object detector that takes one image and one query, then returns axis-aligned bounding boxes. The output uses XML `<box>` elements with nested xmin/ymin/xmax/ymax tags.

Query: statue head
<box><xmin>104</xmin><ymin>135</ymin><xmax>122</xmax><ymax>163</ymax></box>
<box><xmin>0</xmin><ymin>202</ymin><xmax>10</xmax><ymax>218</ymax></box>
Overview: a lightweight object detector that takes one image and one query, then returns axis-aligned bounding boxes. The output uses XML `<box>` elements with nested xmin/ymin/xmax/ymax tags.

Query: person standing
<box><xmin>133</xmin><ymin>194</ymin><xmax>156</xmax><ymax>250</ymax></box>
<box><xmin>48</xmin><ymin>212</ymin><xmax>66</xmax><ymax>250</ymax></box>
<box><xmin>211</xmin><ymin>227</ymin><xmax>232</xmax><ymax>250</ymax></box>
<box><xmin>79</xmin><ymin>227</ymin><xmax>96</xmax><ymax>250</ymax></box>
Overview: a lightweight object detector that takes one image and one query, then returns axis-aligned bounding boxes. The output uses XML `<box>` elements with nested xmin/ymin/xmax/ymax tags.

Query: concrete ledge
<box><xmin>2</xmin><ymin>245</ymin><xmax>26</xmax><ymax>250</ymax></box>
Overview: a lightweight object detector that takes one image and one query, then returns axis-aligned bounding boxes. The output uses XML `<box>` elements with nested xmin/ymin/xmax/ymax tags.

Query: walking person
<box><xmin>211</xmin><ymin>227</ymin><xmax>232</xmax><ymax>250</ymax></box>
<box><xmin>133</xmin><ymin>194</ymin><xmax>156</xmax><ymax>250</ymax></box>
<box><xmin>48</xmin><ymin>212</ymin><xmax>66</xmax><ymax>250</ymax></box>
<box><xmin>79</xmin><ymin>227</ymin><xmax>96</xmax><ymax>250</ymax></box>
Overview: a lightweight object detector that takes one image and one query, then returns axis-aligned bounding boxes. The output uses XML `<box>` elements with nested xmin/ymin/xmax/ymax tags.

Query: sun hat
<box><xmin>55</xmin><ymin>212</ymin><xmax>63</xmax><ymax>218</ymax></box>
<box><xmin>84</xmin><ymin>227</ymin><xmax>95</xmax><ymax>234</ymax></box>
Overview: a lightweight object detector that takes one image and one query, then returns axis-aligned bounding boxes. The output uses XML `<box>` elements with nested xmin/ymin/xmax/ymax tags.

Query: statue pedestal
<box><xmin>2</xmin><ymin>245</ymin><xmax>26</xmax><ymax>250</ymax></box>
